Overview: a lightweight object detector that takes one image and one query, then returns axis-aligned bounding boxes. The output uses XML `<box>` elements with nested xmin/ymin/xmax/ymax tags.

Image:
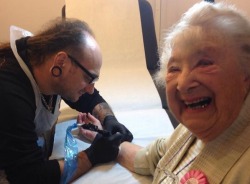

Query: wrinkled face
<box><xmin>60</xmin><ymin>34</ymin><xmax>102</xmax><ymax>102</ymax></box>
<box><xmin>166</xmin><ymin>30</ymin><xmax>249</xmax><ymax>142</ymax></box>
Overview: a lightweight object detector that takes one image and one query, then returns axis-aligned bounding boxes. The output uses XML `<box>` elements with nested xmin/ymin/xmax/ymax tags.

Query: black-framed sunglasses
<box><xmin>67</xmin><ymin>54</ymin><xmax>99</xmax><ymax>84</ymax></box>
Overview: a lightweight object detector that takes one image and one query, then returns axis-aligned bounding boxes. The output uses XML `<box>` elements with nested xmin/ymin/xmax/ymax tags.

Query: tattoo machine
<box><xmin>78</xmin><ymin>123</ymin><xmax>111</xmax><ymax>137</ymax></box>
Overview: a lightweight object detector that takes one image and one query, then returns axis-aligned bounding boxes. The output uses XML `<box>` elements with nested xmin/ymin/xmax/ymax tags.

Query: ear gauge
<box><xmin>51</xmin><ymin>66</ymin><xmax>62</xmax><ymax>77</ymax></box>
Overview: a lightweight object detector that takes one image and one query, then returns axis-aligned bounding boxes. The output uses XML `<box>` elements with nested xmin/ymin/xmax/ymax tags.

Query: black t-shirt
<box><xmin>0</xmin><ymin>47</ymin><xmax>105</xmax><ymax>183</ymax></box>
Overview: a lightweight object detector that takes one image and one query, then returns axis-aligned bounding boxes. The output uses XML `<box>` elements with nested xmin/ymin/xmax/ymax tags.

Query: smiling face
<box><xmin>166</xmin><ymin>28</ymin><xmax>249</xmax><ymax>142</ymax></box>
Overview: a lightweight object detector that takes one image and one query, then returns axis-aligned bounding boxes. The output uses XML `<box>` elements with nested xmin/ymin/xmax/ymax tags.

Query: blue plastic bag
<box><xmin>60</xmin><ymin>123</ymin><xmax>78</xmax><ymax>184</ymax></box>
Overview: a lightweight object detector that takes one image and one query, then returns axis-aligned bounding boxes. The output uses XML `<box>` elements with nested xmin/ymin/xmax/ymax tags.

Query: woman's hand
<box><xmin>77</xmin><ymin>112</ymin><xmax>103</xmax><ymax>142</ymax></box>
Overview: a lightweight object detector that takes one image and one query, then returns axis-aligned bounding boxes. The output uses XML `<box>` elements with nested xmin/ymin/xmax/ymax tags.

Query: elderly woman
<box><xmin>81</xmin><ymin>1</ymin><xmax>250</xmax><ymax>183</ymax></box>
<box><xmin>115</xmin><ymin>2</ymin><xmax>250</xmax><ymax>184</ymax></box>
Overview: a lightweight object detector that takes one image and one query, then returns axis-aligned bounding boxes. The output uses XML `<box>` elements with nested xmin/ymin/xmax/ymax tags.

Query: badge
<box><xmin>180</xmin><ymin>170</ymin><xmax>208</xmax><ymax>184</ymax></box>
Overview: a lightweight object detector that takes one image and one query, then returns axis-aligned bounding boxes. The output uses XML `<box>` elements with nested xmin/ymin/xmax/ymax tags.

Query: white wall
<box><xmin>0</xmin><ymin>0</ymin><xmax>65</xmax><ymax>42</ymax></box>
<box><xmin>65</xmin><ymin>0</ymin><xmax>163</xmax><ymax>111</ymax></box>
<box><xmin>216</xmin><ymin>0</ymin><xmax>250</xmax><ymax>16</ymax></box>
<box><xmin>149</xmin><ymin>0</ymin><xmax>250</xmax><ymax>48</ymax></box>
<box><xmin>1</xmin><ymin>0</ymin><xmax>249</xmax><ymax>47</ymax></box>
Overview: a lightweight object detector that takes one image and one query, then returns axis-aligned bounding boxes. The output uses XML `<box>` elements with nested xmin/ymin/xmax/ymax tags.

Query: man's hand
<box><xmin>84</xmin><ymin>133</ymin><xmax>123</xmax><ymax>166</ymax></box>
<box><xmin>103</xmin><ymin>115</ymin><xmax>133</xmax><ymax>142</ymax></box>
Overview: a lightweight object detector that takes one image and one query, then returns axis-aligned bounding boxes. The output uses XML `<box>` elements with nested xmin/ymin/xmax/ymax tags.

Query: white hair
<box><xmin>155</xmin><ymin>1</ymin><xmax>250</xmax><ymax>87</ymax></box>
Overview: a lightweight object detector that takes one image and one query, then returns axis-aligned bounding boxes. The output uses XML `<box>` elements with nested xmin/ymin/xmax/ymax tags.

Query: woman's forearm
<box><xmin>116</xmin><ymin>142</ymin><xmax>142</xmax><ymax>172</ymax></box>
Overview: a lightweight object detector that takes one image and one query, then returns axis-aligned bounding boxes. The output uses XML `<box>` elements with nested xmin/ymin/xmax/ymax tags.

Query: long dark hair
<box><xmin>0</xmin><ymin>18</ymin><xmax>94</xmax><ymax>66</ymax></box>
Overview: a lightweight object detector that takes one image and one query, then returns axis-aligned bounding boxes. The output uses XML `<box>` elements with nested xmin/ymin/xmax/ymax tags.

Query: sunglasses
<box><xmin>67</xmin><ymin>54</ymin><xmax>99</xmax><ymax>84</ymax></box>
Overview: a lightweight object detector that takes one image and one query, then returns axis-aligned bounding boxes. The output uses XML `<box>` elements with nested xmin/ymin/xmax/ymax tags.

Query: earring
<box><xmin>51</xmin><ymin>66</ymin><xmax>62</xmax><ymax>77</ymax></box>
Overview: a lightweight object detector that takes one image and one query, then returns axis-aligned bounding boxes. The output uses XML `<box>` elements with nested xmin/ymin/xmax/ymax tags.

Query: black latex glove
<box><xmin>84</xmin><ymin>133</ymin><xmax>123</xmax><ymax>166</ymax></box>
<box><xmin>103</xmin><ymin>115</ymin><xmax>133</xmax><ymax>142</ymax></box>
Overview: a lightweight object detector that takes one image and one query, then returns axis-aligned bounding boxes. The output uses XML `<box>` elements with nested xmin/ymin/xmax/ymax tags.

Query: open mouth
<box><xmin>184</xmin><ymin>97</ymin><xmax>212</xmax><ymax>109</ymax></box>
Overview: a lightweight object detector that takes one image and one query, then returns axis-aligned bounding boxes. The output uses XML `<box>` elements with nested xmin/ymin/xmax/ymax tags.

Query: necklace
<box><xmin>41</xmin><ymin>94</ymin><xmax>53</xmax><ymax>112</ymax></box>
